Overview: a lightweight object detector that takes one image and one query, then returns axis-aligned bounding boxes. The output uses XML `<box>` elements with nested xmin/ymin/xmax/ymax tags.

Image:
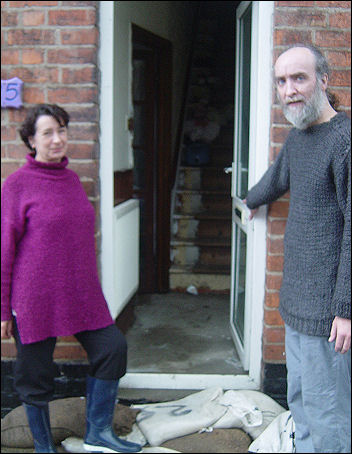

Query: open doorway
<box><xmin>125</xmin><ymin>2</ymin><xmax>246</xmax><ymax>382</ymax></box>
<box><xmin>101</xmin><ymin>0</ymin><xmax>272</xmax><ymax>389</ymax></box>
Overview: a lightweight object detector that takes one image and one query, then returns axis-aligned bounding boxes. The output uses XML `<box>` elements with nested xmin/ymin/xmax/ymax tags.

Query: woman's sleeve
<box><xmin>1</xmin><ymin>179</ymin><xmax>26</xmax><ymax>321</ymax></box>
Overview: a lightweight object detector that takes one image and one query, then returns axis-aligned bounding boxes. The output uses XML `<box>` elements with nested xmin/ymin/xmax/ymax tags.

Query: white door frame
<box><xmin>246</xmin><ymin>1</ymin><xmax>273</xmax><ymax>384</ymax></box>
<box><xmin>99</xmin><ymin>1</ymin><xmax>116</xmax><ymax>309</ymax></box>
<box><xmin>230</xmin><ymin>0</ymin><xmax>273</xmax><ymax>383</ymax></box>
<box><xmin>99</xmin><ymin>1</ymin><xmax>273</xmax><ymax>390</ymax></box>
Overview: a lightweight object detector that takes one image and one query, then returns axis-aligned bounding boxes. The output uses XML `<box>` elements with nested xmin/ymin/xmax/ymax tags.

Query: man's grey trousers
<box><xmin>285</xmin><ymin>324</ymin><xmax>351</xmax><ymax>453</ymax></box>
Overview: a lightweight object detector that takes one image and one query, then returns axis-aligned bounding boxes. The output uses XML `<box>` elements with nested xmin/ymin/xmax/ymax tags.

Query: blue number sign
<box><xmin>1</xmin><ymin>77</ymin><xmax>23</xmax><ymax>108</ymax></box>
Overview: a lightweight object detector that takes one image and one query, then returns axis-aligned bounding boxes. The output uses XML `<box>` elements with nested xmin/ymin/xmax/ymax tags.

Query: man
<box><xmin>245</xmin><ymin>44</ymin><xmax>350</xmax><ymax>453</ymax></box>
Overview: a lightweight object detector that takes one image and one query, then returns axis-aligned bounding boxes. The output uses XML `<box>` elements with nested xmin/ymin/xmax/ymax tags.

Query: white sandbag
<box><xmin>213</xmin><ymin>390</ymin><xmax>263</xmax><ymax>429</ymax></box>
<box><xmin>248</xmin><ymin>410</ymin><xmax>295</xmax><ymax>453</ymax></box>
<box><xmin>212</xmin><ymin>390</ymin><xmax>285</xmax><ymax>439</ymax></box>
<box><xmin>120</xmin><ymin>423</ymin><xmax>147</xmax><ymax>446</ymax></box>
<box><xmin>61</xmin><ymin>437</ymin><xmax>94</xmax><ymax>453</ymax></box>
<box><xmin>61</xmin><ymin>437</ymin><xmax>180</xmax><ymax>453</ymax></box>
<box><xmin>237</xmin><ymin>390</ymin><xmax>286</xmax><ymax>440</ymax></box>
<box><xmin>132</xmin><ymin>388</ymin><xmax>227</xmax><ymax>447</ymax></box>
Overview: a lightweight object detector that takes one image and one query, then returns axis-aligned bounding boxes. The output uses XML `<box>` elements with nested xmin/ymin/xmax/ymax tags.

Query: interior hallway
<box><xmin>125</xmin><ymin>292</ymin><xmax>246</xmax><ymax>376</ymax></box>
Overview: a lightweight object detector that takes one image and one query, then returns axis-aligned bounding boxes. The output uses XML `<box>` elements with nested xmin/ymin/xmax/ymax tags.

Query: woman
<box><xmin>1</xmin><ymin>104</ymin><xmax>142</xmax><ymax>453</ymax></box>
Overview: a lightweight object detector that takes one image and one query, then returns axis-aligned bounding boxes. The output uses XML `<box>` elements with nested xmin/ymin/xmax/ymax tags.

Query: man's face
<box><xmin>274</xmin><ymin>47</ymin><xmax>326</xmax><ymax>129</ymax></box>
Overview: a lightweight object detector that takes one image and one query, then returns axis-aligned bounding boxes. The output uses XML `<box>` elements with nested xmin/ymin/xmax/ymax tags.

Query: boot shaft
<box><xmin>23</xmin><ymin>403</ymin><xmax>57</xmax><ymax>453</ymax></box>
<box><xmin>86</xmin><ymin>375</ymin><xmax>119</xmax><ymax>428</ymax></box>
<box><xmin>84</xmin><ymin>376</ymin><xmax>142</xmax><ymax>453</ymax></box>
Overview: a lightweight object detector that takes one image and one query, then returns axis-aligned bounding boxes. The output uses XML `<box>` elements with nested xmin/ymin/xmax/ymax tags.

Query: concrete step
<box><xmin>171</xmin><ymin>243</ymin><xmax>231</xmax><ymax>268</ymax></box>
<box><xmin>178</xmin><ymin>166</ymin><xmax>231</xmax><ymax>191</ymax></box>
<box><xmin>171</xmin><ymin>236</ymin><xmax>231</xmax><ymax>247</ymax></box>
<box><xmin>172</xmin><ymin>217</ymin><xmax>232</xmax><ymax>245</ymax></box>
<box><xmin>175</xmin><ymin>190</ymin><xmax>232</xmax><ymax>215</ymax></box>
<box><xmin>170</xmin><ymin>263</ymin><xmax>231</xmax><ymax>275</ymax></box>
<box><xmin>169</xmin><ymin>266</ymin><xmax>231</xmax><ymax>293</ymax></box>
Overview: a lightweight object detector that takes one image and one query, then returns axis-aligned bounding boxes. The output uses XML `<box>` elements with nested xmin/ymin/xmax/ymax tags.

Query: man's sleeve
<box><xmin>332</xmin><ymin>148</ymin><xmax>351</xmax><ymax>319</ymax></box>
<box><xmin>246</xmin><ymin>142</ymin><xmax>290</xmax><ymax>209</ymax></box>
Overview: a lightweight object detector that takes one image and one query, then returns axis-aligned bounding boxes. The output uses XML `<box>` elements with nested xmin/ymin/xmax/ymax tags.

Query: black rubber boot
<box><xmin>83</xmin><ymin>375</ymin><xmax>142</xmax><ymax>453</ymax></box>
<box><xmin>23</xmin><ymin>403</ymin><xmax>57</xmax><ymax>453</ymax></box>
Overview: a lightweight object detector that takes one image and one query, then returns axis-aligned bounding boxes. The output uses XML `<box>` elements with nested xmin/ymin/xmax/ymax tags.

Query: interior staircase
<box><xmin>170</xmin><ymin>3</ymin><xmax>235</xmax><ymax>294</ymax></box>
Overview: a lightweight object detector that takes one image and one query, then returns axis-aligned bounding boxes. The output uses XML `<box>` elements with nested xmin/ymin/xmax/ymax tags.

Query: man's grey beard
<box><xmin>280</xmin><ymin>82</ymin><xmax>326</xmax><ymax>130</ymax></box>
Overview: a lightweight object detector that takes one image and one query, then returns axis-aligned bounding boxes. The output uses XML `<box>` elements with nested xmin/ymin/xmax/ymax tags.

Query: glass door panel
<box><xmin>236</xmin><ymin>4</ymin><xmax>251</xmax><ymax>200</ymax></box>
<box><xmin>233</xmin><ymin>224</ymin><xmax>247</xmax><ymax>342</ymax></box>
<box><xmin>230</xmin><ymin>1</ymin><xmax>252</xmax><ymax>369</ymax></box>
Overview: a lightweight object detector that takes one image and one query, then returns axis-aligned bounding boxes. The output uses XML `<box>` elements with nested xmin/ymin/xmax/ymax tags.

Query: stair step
<box><xmin>169</xmin><ymin>271</ymin><xmax>230</xmax><ymax>293</ymax></box>
<box><xmin>178</xmin><ymin>166</ymin><xmax>231</xmax><ymax>191</ymax></box>
<box><xmin>180</xmin><ymin>165</ymin><xmax>229</xmax><ymax>170</ymax></box>
<box><xmin>171</xmin><ymin>244</ymin><xmax>231</xmax><ymax>268</ymax></box>
<box><xmin>170</xmin><ymin>264</ymin><xmax>230</xmax><ymax>276</ymax></box>
<box><xmin>172</xmin><ymin>217</ymin><xmax>232</xmax><ymax>242</ymax></box>
<box><xmin>176</xmin><ymin>189</ymin><xmax>229</xmax><ymax>195</ymax></box>
<box><xmin>175</xmin><ymin>192</ymin><xmax>232</xmax><ymax>215</ymax></box>
<box><xmin>173</xmin><ymin>211</ymin><xmax>231</xmax><ymax>220</ymax></box>
<box><xmin>171</xmin><ymin>237</ymin><xmax>231</xmax><ymax>247</ymax></box>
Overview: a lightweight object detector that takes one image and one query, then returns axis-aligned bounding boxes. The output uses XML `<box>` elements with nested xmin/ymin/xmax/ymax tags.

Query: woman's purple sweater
<box><xmin>1</xmin><ymin>154</ymin><xmax>114</xmax><ymax>344</ymax></box>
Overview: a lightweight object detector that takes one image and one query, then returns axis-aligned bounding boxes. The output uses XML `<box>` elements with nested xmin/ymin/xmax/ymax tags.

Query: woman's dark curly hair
<box><xmin>19</xmin><ymin>104</ymin><xmax>70</xmax><ymax>151</ymax></box>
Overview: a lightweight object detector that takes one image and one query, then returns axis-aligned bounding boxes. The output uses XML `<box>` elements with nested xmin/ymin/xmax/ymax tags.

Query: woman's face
<box><xmin>29</xmin><ymin>115</ymin><xmax>68</xmax><ymax>163</ymax></box>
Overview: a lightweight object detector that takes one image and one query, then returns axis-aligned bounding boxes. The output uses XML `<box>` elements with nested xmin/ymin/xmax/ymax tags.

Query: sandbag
<box><xmin>133</xmin><ymin>388</ymin><xmax>228</xmax><ymax>447</ymax></box>
<box><xmin>62</xmin><ymin>436</ymin><xmax>180</xmax><ymax>453</ymax></box>
<box><xmin>1</xmin><ymin>397</ymin><xmax>139</xmax><ymax>448</ymax></box>
<box><xmin>212</xmin><ymin>390</ymin><xmax>263</xmax><ymax>429</ymax></box>
<box><xmin>217</xmin><ymin>390</ymin><xmax>286</xmax><ymax>440</ymax></box>
<box><xmin>248</xmin><ymin>410</ymin><xmax>295</xmax><ymax>453</ymax></box>
<box><xmin>132</xmin><ymin>388</ymin><xmax>286</xmax><ymax>447</ymax></box>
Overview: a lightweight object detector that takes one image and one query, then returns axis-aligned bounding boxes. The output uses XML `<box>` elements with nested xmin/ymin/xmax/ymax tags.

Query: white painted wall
<box><xmin>113</xmin><ymin>1</ymin><xmax>196</xmax><ymax>171</ymax></box>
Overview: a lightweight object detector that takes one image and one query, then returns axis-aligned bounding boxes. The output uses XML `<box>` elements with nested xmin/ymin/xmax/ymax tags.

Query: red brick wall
<box><xmin>1</xmin><ymin>1</ymin><xmax>351</xmax><ymax>366</ymax></box>
<box><xmin>1</xmin><ymin>0</ymin><xmax>99</xmax><ymax>360</ymax></box>
<box><xmin>263</xmin><ymin>1</ymin><xmax>351</xmax><ymax>365</ymax></box>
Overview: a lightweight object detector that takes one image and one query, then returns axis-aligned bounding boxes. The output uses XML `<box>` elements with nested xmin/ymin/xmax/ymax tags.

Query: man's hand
<box><xmin>1</xmin><ymin>320</ymin><xmax>14</xmax><ymax>339</ymax></box>
<box><xmin>328</xmin><ymin>316</ymin><xmax>351</xmax><ymax>353</ymax></box>
<box><xmin>243</xmin><ymin>199</ymin><xmax>258</xmax><ymax>220</ymax></box>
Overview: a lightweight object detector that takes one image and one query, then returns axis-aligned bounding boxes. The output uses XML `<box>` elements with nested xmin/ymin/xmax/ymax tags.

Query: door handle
<box><xmin>234</xmin><ymin>202</ymin><xmax>247</xmax><ymax>225</ymax></box>
<box><xmin>224</xmin><ymin>166</ymin><xmax>232</xmax><ymax>174</ymax></box>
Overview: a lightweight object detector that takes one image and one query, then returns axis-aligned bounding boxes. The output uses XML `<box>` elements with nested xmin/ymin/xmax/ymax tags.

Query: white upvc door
<box><xmin>230</xmin><ymin>1</ymin><xmax>273</xmax><ymax>376</ymax></box>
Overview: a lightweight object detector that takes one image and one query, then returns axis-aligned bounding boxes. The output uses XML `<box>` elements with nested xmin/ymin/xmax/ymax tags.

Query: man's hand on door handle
<box><xmin>243</xmin><ymin>199</ymin><xmax>258</xmax><ymax>221</ymax></box>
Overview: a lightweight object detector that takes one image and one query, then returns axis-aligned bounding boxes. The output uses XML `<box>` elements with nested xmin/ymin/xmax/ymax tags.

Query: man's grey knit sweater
<box><xmin>246</xmin><ymin>112</ymin><xmax>351</xmax><ymax>337</ymax></box>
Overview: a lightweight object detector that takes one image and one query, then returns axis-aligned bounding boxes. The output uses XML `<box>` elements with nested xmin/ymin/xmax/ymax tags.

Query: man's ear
<box><xmin>320</xmin><ymin>73</ymin><xmax>329</xmax><ymax>91</ymax></box>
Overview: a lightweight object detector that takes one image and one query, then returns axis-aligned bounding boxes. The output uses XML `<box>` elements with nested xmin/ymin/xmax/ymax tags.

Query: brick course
<box><xmin>1</xmin><ymin>1</ymin><xmax>351</xmax><ymax>368</ymax></box>
<box><xmin>264</xmin><ymin>0</ymin><xmax>351</xmax><ymax>364</ymax></box>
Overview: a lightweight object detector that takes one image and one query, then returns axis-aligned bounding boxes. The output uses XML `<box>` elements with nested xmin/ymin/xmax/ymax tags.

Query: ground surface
<box><xmin>1</xmin><ymin>428</ymin><xmax>252</xmax><ymax>453</ymax></box>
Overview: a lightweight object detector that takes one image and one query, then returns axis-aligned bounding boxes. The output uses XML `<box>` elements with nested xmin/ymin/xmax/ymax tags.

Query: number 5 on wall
<box><xmin>1</xmin><ymin>77</ymin><xmax>23</xmax><ymax>108</ymax></box>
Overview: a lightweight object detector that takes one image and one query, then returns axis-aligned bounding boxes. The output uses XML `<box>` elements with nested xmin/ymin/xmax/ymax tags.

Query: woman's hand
<box><xmin>1</xmin><ymin>320</ymin><xmax>14</xmax><ymax>339</ymax></box>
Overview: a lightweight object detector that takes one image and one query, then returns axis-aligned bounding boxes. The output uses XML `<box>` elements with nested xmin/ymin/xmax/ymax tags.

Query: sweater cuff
<box><xmin>332</xmin><ymin>299</ymin><xmax>351</xmax><ymax>320</ymax></box>
<box><xmin>245</xmin><ymin>191</ymin><xmax>261</xmax><ymax>210</ymax></box>
<box><xmin>1</xmin><ymin>298</ymin><xmax>13</xmax><ymax>320</ymax></box>
<box><xmin>1</xmin><ymin>308</ymin><xmax>13</xmax><ymax>321</ymax></box>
